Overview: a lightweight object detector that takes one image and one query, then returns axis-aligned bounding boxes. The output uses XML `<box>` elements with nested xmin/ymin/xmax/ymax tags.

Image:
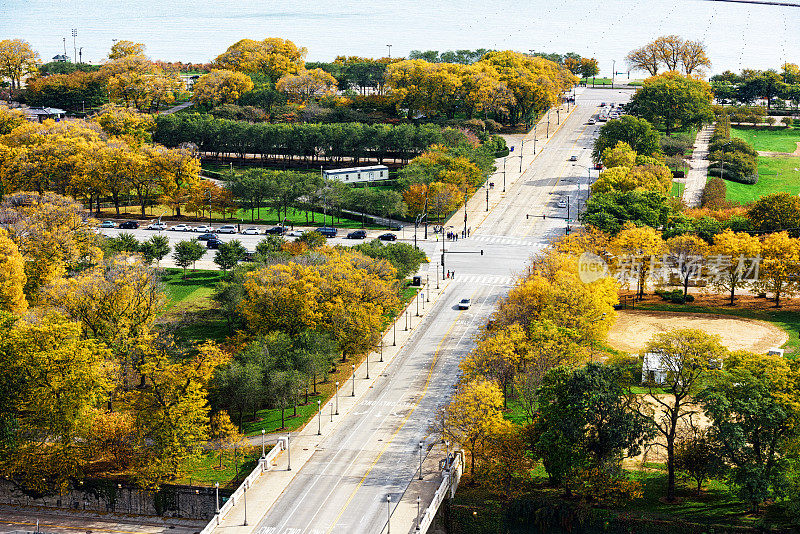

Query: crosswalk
<box><xmin>446</xmin><ymin>274</ymin><xmax>515</xmax><ymax>286</ymax></box>
<box><xmin>467</xmin><ymin>234</ymin><xmax>545</xmax><ymax>247</ymax></box>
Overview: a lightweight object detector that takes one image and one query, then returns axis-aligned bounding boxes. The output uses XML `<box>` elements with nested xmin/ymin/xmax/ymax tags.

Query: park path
<box><xmin>161</xmin><ymin>101</ymin><xmax>194</xmax><ymax>114</ymax></box>
<box><xmin>682</xmin><ymin>124</ymin><xmax>714</xmax><ymax>208</ymax></box>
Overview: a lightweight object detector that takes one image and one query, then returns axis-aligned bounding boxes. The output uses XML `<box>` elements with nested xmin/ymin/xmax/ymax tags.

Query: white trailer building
<box><xmin>323</xmin><ymin>165</ymin><xmax>389</xmax><ymax>184</ymax></box>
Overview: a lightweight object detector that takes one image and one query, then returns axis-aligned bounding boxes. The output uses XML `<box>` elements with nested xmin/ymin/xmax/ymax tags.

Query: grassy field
<box><xmin>160</xmin><ymin>268</ymin><xmax>223</xmax><ymax>308</ymax></box>
<box><xmin>725</xmin><ymin>155</ymin><xmax>800</xmax><ymax>204</ymax></box>
<box><xmin>175</xmin><ymin>449</ymin><xmax>262</xmax><ymax>489</ymax></box>
<box><xmin>670</xmin><ymin>180</ymin><xmax>685</xmax><ymax>198</ymax></box>
<box><xmin>731</xmin><ymin>126</ymin><xmax>800</xmax><ymax>153</ymax></box>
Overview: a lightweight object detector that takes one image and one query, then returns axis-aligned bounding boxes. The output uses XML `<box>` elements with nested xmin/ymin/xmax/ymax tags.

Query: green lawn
<box><xmin>175</xmin><ymin>449</ymin><xmax>262</xmax><ymax>489</ymax></box>
<box><xmin>724</xmin><ymin>155</ymin><xmax>800</xmax><ymax>204</ymax></box>
<box><xmin>670</xmin><ymin>180</ymin><xmax>685</xmax><ymax>198</ymax></box>
<box><xmin>160</xmin><ymin>268</ymin><xmax>224</xmax><ymax>309</ymax></box>
<box><xmin>731</xmin><ymin>126</ymin><xmax>800</xmax><ymax>153</ymax></box>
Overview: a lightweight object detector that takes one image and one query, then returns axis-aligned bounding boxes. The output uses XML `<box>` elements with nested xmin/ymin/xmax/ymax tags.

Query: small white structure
<box><xmin>641</xmin><ymin>351</ymin><xmax>723</xmax><ymax>385</ymax></box>
<box><xmin>641</xmin><ymin>352</ymin><xmax>669</xmax><ymax>384</ymax></box>
<box><xmin>767</xmin><ymin>347</ymin><xmax>785</xmax><ymax>357</ymax></box>
<box><xmin>323</xmin><ymin>165</ymin><xmax>389</xmax><ymax>184</ymax></box>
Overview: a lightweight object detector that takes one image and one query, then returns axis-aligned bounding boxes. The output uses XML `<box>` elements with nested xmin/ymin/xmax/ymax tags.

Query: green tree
<box><xmin>139</xmin><ymin>234</ymin><xmax>171</xmax><ymax>266</ymax></box>
<box><xmin>642</xmin><ymin>329</ymin><xmax>728</xmax><ymax>502</ymax></box>
<box><xmin>214</xmin><ymin>239</ymin><xmax>246</xmax><ymax>272</ymax></box>
<box><xmin>697</xmin><ymin>351</ymin><xmax>798</xmax><ymax>512</ymax></box>
<box><xmin>592</xmin><ymin>116</ymin><xmax>662</xmax><ymax>163</ymax></box>
<box><xmin>172</xmin><ymin>239</ymin><xmax>206</xmax><ymax>278</ymax></box>
<box><xmin>747</xmin><ymin>192</ymin><xmax>800</xmax><ymax>235</ymax></box>
<box><xmin>674</xmin><ymin>430</ymin><xmax>724</xmax><ymax>494</ymax></box>
<box><xmin>109</xmin><ymin>232</ymin><xmax>140</xmax><ymax>254</ymax></box>
<box><xmin>581</xmin><ymin>190</ymin><xmax>672</xmax><ymax>234</ymax></box>
<box><xmin>255</xmin><ymin>235</ymin><xmax>286</xmax><ymax>256</ymax></box>
<box><xmin>534</xmin><ymin>364</ymin><xmax>655</xmax><ymax>497</ymax></box>
<box><xmin>628</xmin><ymin>72</ymin><xmax>714</xmax><ymax>134</ymax></box>
<box><xmin>298</xmin><ymin>231</ymin><xmax>326</xmax><ymax>249</ymax></box>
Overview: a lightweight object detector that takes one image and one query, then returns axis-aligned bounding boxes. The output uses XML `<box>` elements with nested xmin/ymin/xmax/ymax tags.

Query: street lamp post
<box><xmin>387</xmin><ymin>44</ymin><xmax>392</xmax><ymax>58</ymax></box>
<box><xmin>416</xmin><ymin>496</ymin><xmax>421</xmax><ymax>531</ymax></box>
<box><xmin>335</xmin><ymin>381</ymin><xmax>339</xmax><ymax>414</ymax></box>
<box><xmin>418</xmin><ymin>441</ymin><xmax>424</xmax><ymax>480</ymax></box>
<box><xmin>405</xmin><ymin>310</ymin><xmax>409</xmax><ymax>331</ymax></box>
<box><xmin>287</xmin><ymin>432</ymin><xmax>291</xmax><ymax>470</ymax></box>
<box><xmin>445</xmin><ymin>441</ymin><xmax>450</xmax><ymax>470</ymax></box>
<box><xmin>426</xmin><ymin>275</ymin><xmax>430</xmax><ymax>302</ymax></box>
<box><xmin>519</xmin><ymin>139</ymin><xmax>525</xmax><ymax>173</ymax></box>
<box><xmin>351</xmin><ymin>364</ymin><xmax>355</xmax><ymax>396</ymax></box>
<box><xmin>392</xmin><ymin>320</ymin><xmax>396</xmax><ymax>346</ymax></box>
<box><xmin>387</xmin><ymin>495</ymin><xmax>392</xmax><ymax>534</ymax></box>
<box><xmin>317</xmin><ymin>399</ymin><xmax>321</xmax><ymax>435</ymax></box>
<box><xmin>416</xmin><ymin>291</ymin><xmax>420</xmax><ymax>316</ymax></box>
<box><xmin>330</xmin><ymin>401</ymin><xmax>334</xmax><ymax>422</ymax></box>
<box><xmin>366</xmin><ymin>351</ymin><xmax>370</xmax><ymax>379</ymax></box>
<box><xmin>503</xmin><ymin>156</ymin><xmax>507</xmax><ymax>192</ymax></box>
<box><xmin>214</xmin><ymin>482</ymin><xmax>220</xmax><ymax>521</ymax></box>
<box><xmin>242</xmin><ymin>481</ymin><xmax>248</xmax><ymax>526</ymax></box>
<box><xmin>380</xmin><ymin>338</ymin><xmax>384</xmax><ymax>362</ymax></box>
<box><xmin>261</xmin><ymin>429</ymin><xmax>265</xmax><ymax>458</ymax></box>
<box><xmin>611</xmin><ymin>60</ymin><xmax>616</xmax><ymax>89</ymax></box>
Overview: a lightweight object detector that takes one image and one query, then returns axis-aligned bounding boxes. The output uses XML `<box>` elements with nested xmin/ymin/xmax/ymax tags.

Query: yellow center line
<box><xmin>325</xmin><ymin>290</ymin><xmax>475</xmax><ymax>534</ymax></box>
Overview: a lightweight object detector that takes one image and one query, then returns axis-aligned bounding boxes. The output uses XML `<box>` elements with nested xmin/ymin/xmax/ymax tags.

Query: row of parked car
<box><xmin>97</xmin><ymin>220</ymin><xmax>399</xmax><ymax>241</ymax></box>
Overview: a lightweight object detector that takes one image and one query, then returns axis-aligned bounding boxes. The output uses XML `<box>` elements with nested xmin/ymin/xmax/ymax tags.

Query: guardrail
<box><xmin>198</xmin><ymin>437</ymin><xmax>288</xmax><ymax>534</ymax></box>
<box><xmin>416</xmin><ymin>451</ymin><xmax>463</xmax><ymax>534</ymax></box>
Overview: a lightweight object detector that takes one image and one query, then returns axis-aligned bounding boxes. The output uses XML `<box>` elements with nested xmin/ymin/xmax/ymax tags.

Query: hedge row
<box><xmin>153</xmin><ymin>113</ymin><xmax>466</xmax><ymax>164</ymax></box>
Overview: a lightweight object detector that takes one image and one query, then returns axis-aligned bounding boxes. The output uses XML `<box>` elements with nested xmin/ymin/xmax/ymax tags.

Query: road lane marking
<box><xmin>324</xmin><ymin>288</ymin><xmax>481</xmax><ymax>534</ymax></box>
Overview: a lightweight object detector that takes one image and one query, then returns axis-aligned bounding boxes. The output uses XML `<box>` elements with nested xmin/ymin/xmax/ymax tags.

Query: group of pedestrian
<box><xmin>446</xmin><ymin>270</ymin><xmax>455</xmax><ymax>279</ymax></box>
<box><xmin>446</xmin><ymin>231</ymin><xmax>459</xmax><ymax>241</ymax></box>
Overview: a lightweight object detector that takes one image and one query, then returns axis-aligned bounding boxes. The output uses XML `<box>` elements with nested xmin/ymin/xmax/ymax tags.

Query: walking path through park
<box><xmin>682</xmin><ymin>124</ymin><xmax>714</xmax><ymax>208</ymax></box>
<box><xmin>161</xmin><ymin>101</ymin><xmax>194</xmax><ymax>114</ymax></box>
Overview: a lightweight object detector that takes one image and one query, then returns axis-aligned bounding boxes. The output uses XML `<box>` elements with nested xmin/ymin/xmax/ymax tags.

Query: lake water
<box><xmin>0</xmin><ymin>0</ymin><xmax>797</xmax><ymax>76</ymax></box>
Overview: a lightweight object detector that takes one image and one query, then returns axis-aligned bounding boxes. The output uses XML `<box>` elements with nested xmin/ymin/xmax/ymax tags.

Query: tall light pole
<box><xmin>611</xmin><ymin>60</ymin><xmax>616</xmax><ymax>89</ymax></box>
<box><xmin>242</xmin><ymin>481</ymin><xmax>248</xmax><ymax>526</ymax></box>
<box><xmin>418</xmin><ymin>441</ymin><xmax>424</xmax><ymax>480</ymax></box>
<box><xmin>335</xmin><ymin>381</ymin><xmax>339</xmax><ymax>415</ymax></box>
<box><xmin>71</xmin><ymin>29</ymin><xmax>78</xmax><ymax>64</ymax></box>
<box><xmin>387</xmin><ymin>44</ymin><xmax>392</xmax><ymax>58</ymax></box>
<box><xmin>519</xmin><ymin>138</ymin><xmax>525</xmax><ymax>173</ymax></box>
<box><xmin>365</xmin><ymin>350</ymin><xmax>370</xmax><ymax>379</ymax></box>
<box><xmin>380</xmin><ymin>338</ymin><xmax>384</xmax><ymax>362</ymax></box>
<box><xmin>214</xmin><ymin>482</ymin><xmax>220</xmax><ymax>520</ymax></box>
<box><xmin>287</xmin><ymin>432</ymin><xmax>291</xmax><ymax>471</ymax></box>
<box><xmin>317</xmin><ymin>399</ymin><xmax>322</xmax><ymax>435</ymax></box>
<box><xmin>392</xmin><ymin>320</ymin><xmax>396</xmax><ymax>346</ymax></box>
<box><xmin>261</xmin><ymin>429</ymin><xmax>265</xmax><ymax>458</ymax></box>
<box><xmin>416</xmin><ymin>496</ymin><xmax>421</xmax><ymax>531</ymax></box>
<box><xmin>386</xmin><ymin>495</ymin><xmax>392</xmax><ymax>534</ymax></box>
<box><xmin>351</xmin><ymin>364</ymin><xmax>355</xmax><ymax>396</ymax></box>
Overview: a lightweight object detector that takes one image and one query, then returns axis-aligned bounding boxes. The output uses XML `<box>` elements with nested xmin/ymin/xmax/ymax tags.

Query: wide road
<box><xmin>237</xmin><ymin>87</ymin><xmax>634</xmax><ymax>534</ymax></box>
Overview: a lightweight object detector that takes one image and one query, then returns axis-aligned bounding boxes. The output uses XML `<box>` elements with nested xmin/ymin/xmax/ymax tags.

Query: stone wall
<box><xmin>0</xmin><ymin>479</ymin><xmax>231</xmax><ymax>520</ymax></box>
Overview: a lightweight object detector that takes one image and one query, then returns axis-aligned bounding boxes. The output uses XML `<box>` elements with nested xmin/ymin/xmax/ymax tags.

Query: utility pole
<box><xmin>387</xmin><ymin>44</ymin><xmax>392</xmax><ymax>58</ymax></box>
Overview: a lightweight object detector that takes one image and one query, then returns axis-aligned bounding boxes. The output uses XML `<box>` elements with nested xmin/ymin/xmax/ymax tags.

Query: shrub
<box><xmin>462</xmin><ymin>118</ymin><xmax>485</xmax><ymax>133</ymax></box>
<box><xmin>701</xmin><ymin>177</ymin><xmax>727</xmax><ymax>209</ymax></box>
<box><xmin>655</xmin><ymin>288</ymin><xmax>695</xmax><ymax>304</ymax></box>
<box><xmin>781</xmin><ymin>116</ymin><xmax>792</xmax><ymax>128</ymax></box>
<box><xmin>484</xmin><ymin>119</ymin><xmax>503</xmax><ymax>132</ymax></box>
<box><xmin>765</xmin><ymin>116</ymin><xmax>776</xmax><ymax>127</ymax></box>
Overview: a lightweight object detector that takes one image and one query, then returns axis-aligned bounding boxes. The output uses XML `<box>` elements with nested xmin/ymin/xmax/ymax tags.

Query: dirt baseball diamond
<box><xmin>608</xmin><ymin>309</ymin><xmax>788</xmax><ymax>354</ymax></box>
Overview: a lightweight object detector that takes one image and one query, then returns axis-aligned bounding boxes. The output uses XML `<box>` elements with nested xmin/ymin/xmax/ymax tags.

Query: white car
<box><xmin>241</xmin><ymin>227</ymin><xmax>261</xmax><ymax>235</ymax></box>
<box><xmin>458</xmin><ymin>298</ymin><xmax>471</xmax><ymax>310</ymax></box>
<box><xmin>169</xmin><ymin>224</ymin><xmax>192</xmax><ymax>232</ymax></box>
<box><xmin>146</xmin><ymin>222</ymin><xmax>167</xmax><ymax>231</ymax></box>
<box><xmin>193</xmin><ymin>224</ymin><xmax>214</xmax><ymax>233</ymax></box>
<box><xmin>558</xmin><ymin>199</ymin><xmax>568</xmax><ymax>208</ymax></box>
<box><xmin>217</xmin><ymin>225</ymin><xmax>238</xmax><ymax>234</ymax></box>
<box><xmin>285</xmin><ymin>229</ymin><xmax>305</xmax><ymax>237</ymax></box>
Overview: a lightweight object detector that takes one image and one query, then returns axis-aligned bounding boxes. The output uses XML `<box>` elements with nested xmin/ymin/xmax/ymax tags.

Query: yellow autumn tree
<box><xmin>1</xmin><ymin>192</ymin><xmax>102</xmax><ymax>298</ymax></box>
<box><xmin>601</xmin><ymin>141</ymin><xmax>637</xmax><ymax>168</ymax></box>
<box><xmin>440</xmin><ymin>378</ymin><xmax>509</xmax><ymax>476</ymax></box>
<box><xmin>0</xmin><ymin>39</ymin><xmax>40</xmax><ymax>90</ymax></box>
<box><xmin>611</xmin><ymin>222</ymin><xmax>666</xmax><ymax>299</ymax></box>
<box><xmin>753</xmin><ymin>231</ymin><xmax>800</xmax><ymax>307</ymax></box>
<box><xmin>0</xmin><ymin>228</ymin><xmax>27</xmax><ymax>314</ymax></box>
<box><xmin>108</xmin><ymin>40</ymin><xmax>146</xmax><ymax>60</ymax></box>
<box><xmin>213</xmin><ymin>38</ymin><xmax>307</xmax><ymax>81</ymax></box>
<box><xmin>461</xmin><ymin>324</ymin><xmax>529</xmax><ymax>406</ymax></box>
<box><xmin>102</xmin><ymin>54</ymin><xmax>184</xmax><ymax>113</ymax></box>
<box><xmin>276</xmin><ymin>68</ymin><xmax>337</xmax><ymax>103</ymax></box>
<box><xmin>0</xmin><ymin>104</ymin><xmax>26</xmax><ymax>135</ymax></box>
<box><xmin>192</xmin><ymin>69</ymin><xmax>255</xmax><ymax>106</ymax></box>
<box><xmin>709</xmin><ymin>230</ymin><xmax>761</xmax><ymax>305</ymax></box>
<box><xmin>89</xmin><ymin>103</ymin><xmax>155</xmax><ymax>144</ymax></box>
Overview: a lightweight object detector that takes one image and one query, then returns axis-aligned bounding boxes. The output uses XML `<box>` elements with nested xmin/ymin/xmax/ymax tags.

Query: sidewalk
<box><xmin>212</xmin><ymin>276</ymin><xmax>453</xmax><ymax>534</ymax></box>
<box><xmin>682</xmin><ymin>124</ymin><xmax>714</xmax><ymax>208</ymax></box>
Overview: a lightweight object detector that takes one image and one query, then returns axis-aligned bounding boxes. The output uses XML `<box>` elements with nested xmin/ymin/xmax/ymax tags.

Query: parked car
<box><xmin>264</xmin><ymin>226</ymin><xmax>286</xmax><ymax>235</ymax></box>
<box><xmin>197</xmin><ymin>232</ymin><xmax>216</xmax><ymax>241</ymax></box>
<box><xmin>241</xmin><ymin>251</ymin><xmax>255</xmax><ymax>262</ymax></box>
<box><xmin>206</xmin><ymin>237</ymin><xmax>223</xmax><ymax>249</ymax></box>
<box><xmin>346</xmin><ymin>230</ymin><xmax>367</xmax><ymax>239</ymax></box>
<box><xmin>119</xmin><ymin>221</ymin><xmax>139</xmax><ymax>229</ymax></box>
<box><xmin>193</xmin><ymin>224</ymin><xmax>214</xmax><ymax>233</ymax></box>
<box><xmin>318</xmin><ymin>227</ymin><xmax>338</xmax><ymax>238</ymax></box>
<box><xmin>378</xmin><ymin>233</ymin><xmax>397</xmax><ymax>241</ymax></box>
<box><xmin>458</xmin><ymin>298</ymin><xmax>471</xmax><ymax>310</ymax></box>
<box><xmin>100</xmin><ymin>220</ymin><xmax>116</xmax><ymax>228</ymax></box>
<box><xmin>170</xmin><ymin>223</ymin><xmax>192</xmax><ymax>232</ymax></box>
<box><xmin>146</xmin><ymin>221</ymin><xmax>167</xmax><ymax>231</ymax></box>
<box><xmin>285</xmin><ymin>229</ymin><xmax>304</xmax><ymax>237</ymax></box>
<box><xmin>241</xmin><ymin>227</ymin><xmax>262</xmax><ymax>235</ymax></box>
<box><xmin>217</xmin><ymin>225</ymin><xmax>237</xmax><ymax>234</ymax></box>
